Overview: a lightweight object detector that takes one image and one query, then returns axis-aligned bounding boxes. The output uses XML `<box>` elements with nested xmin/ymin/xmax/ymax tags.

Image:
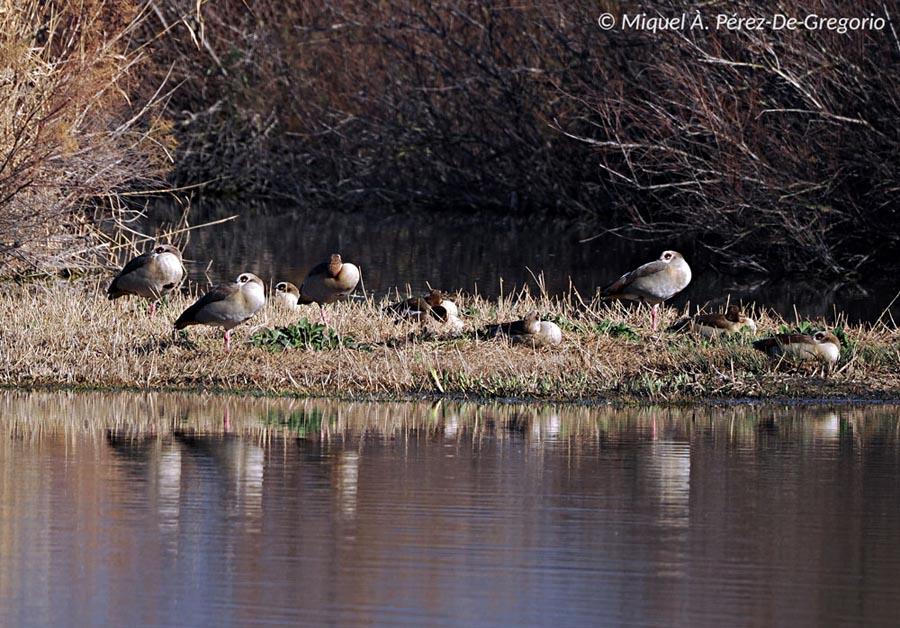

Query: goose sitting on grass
<box><xmin>483</xmin><ymin>310</ymin><xmax>562</xmax><ymax>347</ymax></box>
<box><xmin>668</xmin><ymin>305</ymin><xmax>757</xmax><ymax>338</ymax></box>
<box><xmin>753</xmin><ymin>331</ymin><xmax>841</xmax><ymax>364</ymax></box>
<box><xmin>273</xmin><ymin>281</ymin><xmax>301</xmax><ymax>311</ymax></box>
<box><xmin>386</xmin><ymin>289</ymin><xmax>463</xmax><ymax>331</ymax></box>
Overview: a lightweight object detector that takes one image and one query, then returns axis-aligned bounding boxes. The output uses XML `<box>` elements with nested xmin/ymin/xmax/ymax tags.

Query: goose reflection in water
<box><xmin>336</xmin><ymin>451</ymin><xmax>360</xmax><ymax>520</ymax></box>
<box><xmin>157</xmin><ymin>445</ymin><xmax>183</xmax><ymax>534</ymax></box>
<box><xmin>105</xmin><ymin>431</ymin><xmax>184</xmax><ymax>535</ymax></box>
<box><xmin>643</xmin><ymin>417</ymin><xmax>692</xmax><ymax>580</ymax></box>
<box><xmin>174</xmin><ymin>408</ymin><xmax>266</xmax><ymax>532</ymax></box>
<box><xmin>530</xmin><ymin>412</ymin><xmax>562</xmax><ymax>441</ymax></box>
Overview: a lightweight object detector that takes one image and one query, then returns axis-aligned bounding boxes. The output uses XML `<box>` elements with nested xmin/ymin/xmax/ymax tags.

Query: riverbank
<box><xmin>1</xmin><ymin>280</ymin><xmax>897</xmax><ymax>403</ymax></box>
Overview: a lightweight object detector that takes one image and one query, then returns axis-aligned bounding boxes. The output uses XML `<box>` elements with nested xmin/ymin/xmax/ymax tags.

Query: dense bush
<box><xmin>143</xmin><ymin>0</ymin><xmax>900</xmax><ymax>276</ymax></box>
<box><xmin>3</xmin><ymin>1</ymin><xmax>898</xmax><ymax>277</ymax></box>
<box><xmin>568</xmin><ymin>0</ymin><xmax>900</xmax><ymax>274</ymax></box>
<box><xmin>139</xmin><ymin>0</ymin><xmax>599</xmax><ymax>213</ymax></box>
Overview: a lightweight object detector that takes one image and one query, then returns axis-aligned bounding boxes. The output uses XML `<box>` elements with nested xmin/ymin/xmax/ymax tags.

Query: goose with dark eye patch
<box><xmin>385</xmin><ymin>289</ymin><xmax>443</xmax><ymax>321</ymax></box>
<box><xmin>297</xmin><ymin>253</ymin><xmax>360</xmax><ymax>326</ymax></box>
<box><xmin>753</xmin><ymin>331</ymin><xmax>841</xmax><ymax>364</ymax></box>
<box><xmin>273</xmin><ymin>281</ymin><xmax>301</xmax><ymax>311</ymax></box>
<box><xmin>484</xmin><ymin>310</ymin><xmax>562</xmax><ymax>347</ymax></box>
<box><xmin>174</xmin><ymin>273</ymin><xmax>266</xmax><ymax>351</ymax></box>
<box><xmin>107</xmin><ymin>244</ymin><xmax>185</xmax><ymax>318</ymax></box>
<box><xmin>386</xmin><ymin>289</ymin><xmax>463</xmax><ymax>330</ymax></box>
<box><xmin>599</xmin><ymin>250</ymin><xmax>692</xmax><ymax>332</ymax></box>
<box><xmin>668</xmin><ymin>305</ymin><xmax>757</xmax><ymax>338</ymax></box>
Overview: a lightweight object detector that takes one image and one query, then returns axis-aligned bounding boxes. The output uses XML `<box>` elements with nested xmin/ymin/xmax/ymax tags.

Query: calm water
<box><xmin>129</xmin><ymin>201</ymin><xmax>898</xmax><ymax>324</ymax></box>
<box><xmin>2</xmin><ymin>391</ymin><xmax>900</xmax><ymax>627</ymax></box>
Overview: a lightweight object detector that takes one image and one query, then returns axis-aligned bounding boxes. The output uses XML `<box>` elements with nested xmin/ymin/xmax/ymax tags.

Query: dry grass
<box><xmin>1</xmin><ymin>280</ymin><xmax>898</xmax><ymax>402</ymax></box>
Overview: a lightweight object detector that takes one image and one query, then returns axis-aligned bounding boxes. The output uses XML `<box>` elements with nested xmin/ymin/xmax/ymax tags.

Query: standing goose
<box><xmin>484</xmin><ymin>310</ymin><xmax>562</xmax><ymax>347</ymax></box>
<box><xmin>273</xmin><ymin>281</ymin><xmax>301</xmax><ymax>311</ymax></box>
<box><xmin>107</xmin><ymin>244</ymin><xmax>184</xmax><ymax>317</ymax></box>
<box><xmin>668</xmin><ymin>305</ymin><xmax>757</xmax><ymax>338</ymax></box>
<box><xmin>174</xmin><ymin>273</ymin><xmax>266</xmax><ymax>351</ymax></box>
<box><xmin>298</xmin><ymin>253</ymin><xmax>360</xmax><ymax>326</ymax></box>
<box><xmin>600</xmin><ymin>250</ymin><xmax>692</xmax><ymax>332</ymax></box>
<box><xmin>753</xmin><ymin>331</ymin><xmax>841</xmax><ymax>364</ymax></box>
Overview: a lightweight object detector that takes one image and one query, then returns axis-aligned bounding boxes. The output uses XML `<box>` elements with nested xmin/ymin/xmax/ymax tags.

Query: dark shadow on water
<box><xmin>133</xmin><ymin>200</ymin><xmax>900</xmax><ymax>324</ymax></box>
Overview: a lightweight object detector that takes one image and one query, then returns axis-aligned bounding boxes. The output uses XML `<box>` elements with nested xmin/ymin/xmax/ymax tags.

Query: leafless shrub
<box><xmin>139</xmin><ymin>0</ymin><xmax>599</xmax><ymax>209</ymax></box>
<box><xmin>142</xmin><ymin>0</ymin><xmax>900</xmax><ymax>275</ymax></box>
<box><xmin>556</xmin><ymin>0</ymin><xmax>900</xmax><ymax>274</ymax></box>
<box><xmin>0</xmin><ymin>0</ymin><xmax>175</xmax><ymax>277</ymax></box>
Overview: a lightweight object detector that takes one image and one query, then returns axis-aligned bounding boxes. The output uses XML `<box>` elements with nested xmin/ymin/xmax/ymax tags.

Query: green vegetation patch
<box><xmin>594</xmin><ymin>320</ymin><xmax>639</xmax><ymax>341</ymax></box>
<box><xmin>262</xmin><ymin>408</ymin><xmax>328</xmax><ymax>437</ymax></box>
<box><xmin>251</xmin><ymin>318</ymin><xmax>361</xmax><ymax>351</ymax></box>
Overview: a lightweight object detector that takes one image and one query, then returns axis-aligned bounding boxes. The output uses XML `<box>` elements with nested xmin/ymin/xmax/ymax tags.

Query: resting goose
<box><xmin>298</xmin><ymin>253</ymin><xmax>360</xmax><ymax>326</ymax></box>
<box><xmin>107</xmin><ymin>244</ymin><xmax>184</xmax><ymax>317</ymax></box>
<box><xmin>485</xmin><ymin>310</ymin><xmax>562</xmax><ymax>347</ymax></box>
<box><xmin>386</xmin><ymin>289</ymin><xmax>462</xmax><ymax>328</ymax></box>
<box><xmin>600</xmin><ymin>250</ymin><xmax>691</xmax><ymax>332</ymax></box>
<box><xmin>753</xmin><ymin>331</ymin><xmax>841</xmax><ymax>364</ymax></box>
<box><xmin>668</xmin><ymin>305</ymin><xmax>757</xmax><ymax>338</ymax></box>
<box><xmin>274</xmin><ymin>281</ymin><xmax>301</xmax><ymax>311</ymax></box>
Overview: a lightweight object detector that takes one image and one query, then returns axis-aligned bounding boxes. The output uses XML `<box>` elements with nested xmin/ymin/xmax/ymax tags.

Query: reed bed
<box><xmin>0</xmin><ymin>280</ymin><xmax>898</xmax><ymax>402</ymax></box>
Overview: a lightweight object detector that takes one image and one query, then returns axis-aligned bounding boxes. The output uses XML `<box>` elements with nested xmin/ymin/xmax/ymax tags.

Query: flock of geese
<box><xmin>107</xmin><ymin>245</ymin><xmax>842</xmax><ymax>363</ymax></box>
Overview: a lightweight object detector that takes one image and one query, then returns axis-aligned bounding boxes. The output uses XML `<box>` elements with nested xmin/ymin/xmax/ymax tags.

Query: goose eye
<box><xmin>239</xmin><ymin>275</ymin><xmax>248</xmax><ymax>283</ymax></box>
<box><xmin>663</xmin><ymin>252</ymin><xmax>672</xmax><ymax>260</ymax></box>
<box><xmin>155</xmin><ymin>246</ymin><xmax>166</xmax><ymax>254</ymax></box>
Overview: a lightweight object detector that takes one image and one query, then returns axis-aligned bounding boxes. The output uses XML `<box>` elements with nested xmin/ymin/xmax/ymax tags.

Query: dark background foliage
<box><xmin>3</xmin><ymin>1</ymin><xmax>898</xmax><ymax>277</ymax></box>
<box><xmin>141</xmin><ymin>0</ymin><xmax>900</xmax><ymax>276</ymax></box>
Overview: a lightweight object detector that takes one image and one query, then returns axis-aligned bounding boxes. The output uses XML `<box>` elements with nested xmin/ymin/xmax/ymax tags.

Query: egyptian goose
<box><xmin>107</xmin><ymin>244</ymin><xmax>184</xmax><ymax>317</ymax></box>
<box><xmin>753</xmin><ymin>331</ymin><xmax>841</xmax><ymax>364</ymax></box>
<box><xmin>274</xmin><ymin>281</ymin><xmax>301</xmax><ymax>311</ymax></box>
<box><xmin>385</xmin><ymin>289</ymin><xmax>443</xmax><ymax>321</ymax></box>
<box><xmin>174</xmin><ymin>273</ymin><xmax>266</xmax><ymax>351</ymax></box>
<box><xmin>386</xmin><ymin>289</ymin><xmax>462</xmax><ymax>327</ymax></box>
<box><xmin>668</xmin><ymin>305</ymin><xmax>757</xmax><ymax>338</ymax></box>
<box><xmin>485</xmin><ymin>310</ymin><xmax>562</xmax><ymax>347</ymax></box>
<box><xmin>600</xmin><ymin>250</ymin><xmax>692</xmax><ymax>332</ymax></box>
<box><xmin>298</xmin><ymin>253</ymin><xmax>360</xmax><ymax>325</ymax></box>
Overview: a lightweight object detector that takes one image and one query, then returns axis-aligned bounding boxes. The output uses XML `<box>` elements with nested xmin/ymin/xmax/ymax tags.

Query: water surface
<box><xmin>129</xmin><ymin>201</ymin><xmax>898</xmax><ymax>323</ymax></box>
<box><xmin>2</xmin><ymin>391</ymin><xmax>899</xmax><ymax>627</ymax></box>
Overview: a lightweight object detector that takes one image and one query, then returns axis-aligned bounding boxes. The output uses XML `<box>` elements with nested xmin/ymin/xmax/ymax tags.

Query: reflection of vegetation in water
<box><xmin>5</xmin><ymin>390</ymin><xmax>900</xmax><ymax>457</ymax></box>
<box><xmin>262</xmin><ymin>408</ymin><xmax>329</xmax><ymax>437</ymax></box>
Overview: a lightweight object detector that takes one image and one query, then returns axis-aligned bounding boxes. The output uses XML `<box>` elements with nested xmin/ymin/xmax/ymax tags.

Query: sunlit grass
<box><xmin>0</xmin><ymin>280</ymin><xmax>898</xmax><ymax>402</ymax></box>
